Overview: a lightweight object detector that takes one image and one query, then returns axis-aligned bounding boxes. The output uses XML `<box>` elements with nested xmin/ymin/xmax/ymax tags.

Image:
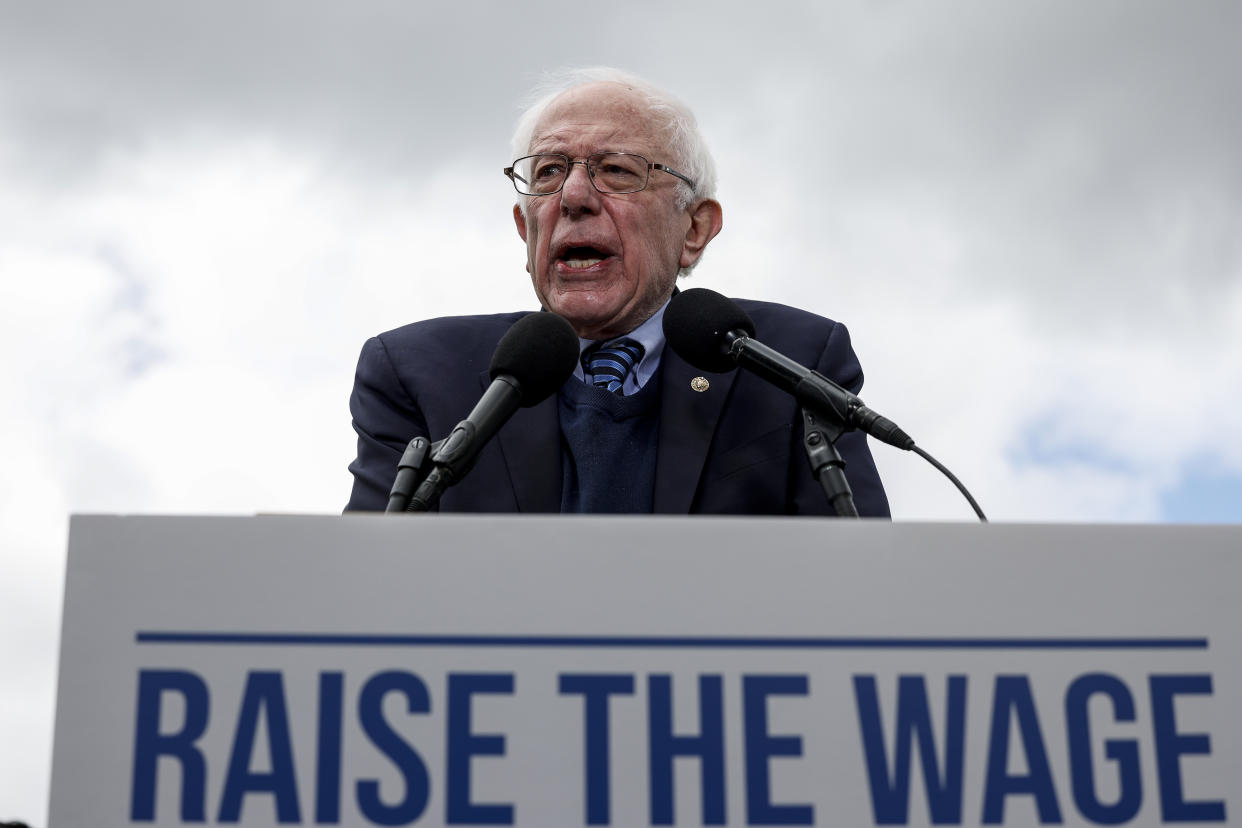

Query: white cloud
<box><xmin>0</xmin><ymin>137</ymin><xmax>538</xmax><ymax>822</ymax></box>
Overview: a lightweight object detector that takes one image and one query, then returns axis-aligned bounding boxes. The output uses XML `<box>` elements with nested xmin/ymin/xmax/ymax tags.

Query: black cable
<box><xmin>911</xmin><ymin>445</ymin><xmax>988</xmax><ymax>522</ymax></box>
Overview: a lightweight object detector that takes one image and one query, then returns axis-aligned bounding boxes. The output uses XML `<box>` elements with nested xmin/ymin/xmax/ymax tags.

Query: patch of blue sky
<box><xmin>93</xmin><ymin>243</ymin><xmax>167</xmax><ymax>378</ymax></box>
<box><xmin>1160</xmin><ymin>466</ymin><xmax>1242</xmax><ymax>524</ymax></box>
<box><xmin>95</xmin><ymin>242</ymin><xmax>151</xmax><ymax>314</ymax></box>
<box><xmin>1012</xmin><ymin>422</ymin><xmax>1242</xmax><ymax>523</ymax></box>
<box><xmin>120</xmin><ymin>336</ymin><xmax>166</xmax><ymax>378</ymax></box>
<box><xmin>1007</xmin><ymin>418</ymin><xmax>1137</xmax><ymax>475</ymax></box>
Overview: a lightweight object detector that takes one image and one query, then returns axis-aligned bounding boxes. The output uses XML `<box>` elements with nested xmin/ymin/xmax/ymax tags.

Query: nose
<box><xmin>559</xmin><ymin>160</ymin><xmax>600</xmax><ymax>217</ymax></box>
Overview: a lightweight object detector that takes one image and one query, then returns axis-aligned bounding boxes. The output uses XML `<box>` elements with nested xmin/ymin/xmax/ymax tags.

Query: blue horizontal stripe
<box><xmin>134</xmin><ymin>632</ymin><xmax>1209</xmax><ymax>650</ymax></box>
<box><xmin>589</xmin><ymin>357</ymin><xmax>632</xmax><ymax>373</ymax></box>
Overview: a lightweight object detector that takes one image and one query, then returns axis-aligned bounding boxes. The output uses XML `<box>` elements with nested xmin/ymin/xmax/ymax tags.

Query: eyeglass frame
<box><xmin>504</xmin><ymin>152</ymin><xmax>696</xmax><ymax>196</ymax></box>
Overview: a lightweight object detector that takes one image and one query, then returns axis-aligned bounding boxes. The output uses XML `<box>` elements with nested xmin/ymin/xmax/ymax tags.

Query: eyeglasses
<box><xmin>504</xmin><ymin>152</ymin><xmax>695</xmax><ymax>196</ymax></box>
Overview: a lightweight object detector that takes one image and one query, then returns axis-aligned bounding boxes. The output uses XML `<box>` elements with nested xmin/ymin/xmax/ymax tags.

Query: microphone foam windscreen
<box><xmin>490</xmin><ymin>312</ymin><xmax>581</xmax><ymax>406</ymax></box>
<box><xmin>663</xmin><ymin>288</ymin><xmax>756</xmax><ymax>373</ymax></box>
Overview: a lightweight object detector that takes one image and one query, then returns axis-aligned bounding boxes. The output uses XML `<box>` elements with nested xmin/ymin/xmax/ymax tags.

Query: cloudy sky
<box><xmin>3</xmin><ymin>1</ymin><xmax>1241</xmax><ymax>822</ymax></box>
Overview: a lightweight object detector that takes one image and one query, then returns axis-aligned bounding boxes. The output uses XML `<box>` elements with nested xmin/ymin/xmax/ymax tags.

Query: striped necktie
<box><xmin>582</xmin><ymin>338</ymin><xmax>646</xmax><ymax>394</ymax></box>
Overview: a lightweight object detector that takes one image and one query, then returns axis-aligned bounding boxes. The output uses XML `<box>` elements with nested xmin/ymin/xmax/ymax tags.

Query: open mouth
<box><xmin>557</xmin><ymin>245</ymin><xmax>614</xmax><ymax>269</ymax></box>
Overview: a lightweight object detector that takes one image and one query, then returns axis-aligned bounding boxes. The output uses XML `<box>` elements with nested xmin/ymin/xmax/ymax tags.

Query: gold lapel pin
<box><xmin>690</xmin><ymin>376</ymin><xmax>710</xmax><ymax>392</ymax></box>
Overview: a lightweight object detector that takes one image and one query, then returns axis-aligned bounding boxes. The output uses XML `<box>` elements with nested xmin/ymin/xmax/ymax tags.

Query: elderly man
<box><xmin>346</xmin><ymin>68</ymin><xmax>889</xmax><ymax>515</ymax></box>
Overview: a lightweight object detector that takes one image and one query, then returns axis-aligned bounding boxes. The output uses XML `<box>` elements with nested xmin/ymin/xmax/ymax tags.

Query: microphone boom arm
<box><xmin>725</xmin><ymin>331</ymin><xmax>914</xmax><ymax>450</ymax></box>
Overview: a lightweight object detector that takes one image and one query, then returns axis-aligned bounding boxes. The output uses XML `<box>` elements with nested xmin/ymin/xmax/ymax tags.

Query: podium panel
<box><xmin>51</xmin><ymin>515</ymin><xmax>1240</xmax><ymax>826</ymax></box>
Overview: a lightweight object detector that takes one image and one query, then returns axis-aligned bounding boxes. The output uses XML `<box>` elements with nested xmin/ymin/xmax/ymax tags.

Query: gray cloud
<box><xmin>1</xmin><ymin>1</ymin><xmax>533</xmax><ymax>185</ymax></box>
<box><xmin>4</xmin><ymin>4</ymin><xmax>1242</xmax><ymax>823</ymax></box>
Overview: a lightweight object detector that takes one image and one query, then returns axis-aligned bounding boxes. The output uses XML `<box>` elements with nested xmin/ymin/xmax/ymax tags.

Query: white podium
<box><xmin>50</xmin><ymin>515</ymin><xmax>1240</xmax><ymax>826</ymax></box>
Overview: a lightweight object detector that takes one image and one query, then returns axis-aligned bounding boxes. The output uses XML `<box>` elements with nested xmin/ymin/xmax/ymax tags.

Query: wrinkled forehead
<box><xmin>528</xmin><ymin>82</ymin><xmax>665</xmax><ymax>156</ymax></box>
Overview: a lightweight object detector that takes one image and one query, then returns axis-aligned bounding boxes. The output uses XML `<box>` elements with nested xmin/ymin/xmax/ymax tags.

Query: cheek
<box><xmin>527</xmin><ymin>214</ymin><xmax>554</xmax><ymax>259</ymax></box>
<box><xmin>645</xmin><ymin>208</ymin><xmax>690</xmax><ymax>262</ymax></box>
<box><xmin>639</xmin><ymin>230</ymin><xmax>684</xmax><ymax>281</ymax></box>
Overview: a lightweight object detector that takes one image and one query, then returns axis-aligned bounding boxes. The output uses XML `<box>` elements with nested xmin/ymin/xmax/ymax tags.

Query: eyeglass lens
<box><xmin>511</xmin><ymin>153</ymin><xmax>649</xmax><ymax>195</ymax></box>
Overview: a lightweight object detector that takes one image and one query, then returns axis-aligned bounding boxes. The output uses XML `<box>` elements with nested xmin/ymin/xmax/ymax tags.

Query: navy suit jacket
<box><xmin>346</xmin><ymin>299</ymin><xmax>889</xmax><ymax>516</ymax></box>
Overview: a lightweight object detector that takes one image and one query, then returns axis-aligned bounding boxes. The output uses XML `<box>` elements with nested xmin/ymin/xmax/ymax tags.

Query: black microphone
<box><xmin>408</xmin><ymin>312</ymin><xmax>579</xmax><ymax>510</ymax></box>
<box><xmin>664</xmin><ymin>288</ymin><xmax>914</xmax><ymax>450</ymax></box>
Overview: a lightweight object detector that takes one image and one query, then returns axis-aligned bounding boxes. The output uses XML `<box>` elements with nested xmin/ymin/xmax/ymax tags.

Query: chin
<box><xmin>557</xmin><ymin>311</ymin><xmax>615</xmax><ymax>337</ymax></box>
<box><xmin>549</xmin><ymin>291</ymin><xmax>616</xmax><ymax>317</ymax></box>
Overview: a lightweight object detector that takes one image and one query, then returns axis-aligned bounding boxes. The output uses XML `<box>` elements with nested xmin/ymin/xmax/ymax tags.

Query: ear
<box><xmin>513</xmin><ymin>203</ymin><xmax>528</xmax><ymax>242</ymax></box>
<box><xmin>679</xmin><ymin>199</ymin><xmax>723</xmax><ymax>269</ymax></box>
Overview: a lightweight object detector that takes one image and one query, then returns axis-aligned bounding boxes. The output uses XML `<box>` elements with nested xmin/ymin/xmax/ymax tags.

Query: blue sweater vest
<box><xmin>558</xmin><ymin>374</ymin><xmax>662</xmax><ymax>513</ymax></box>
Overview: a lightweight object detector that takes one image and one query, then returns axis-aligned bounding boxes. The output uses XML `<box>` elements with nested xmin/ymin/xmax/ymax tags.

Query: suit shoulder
<box><xmin>376</xmin><ymin>311</ymin><xmax>534</xmax><ymax>345</ymax></box>
<box><xmin>367</xmin><ymin>311</ymin><xmax>533</xmax><ymax>359</ymax></box>
<box><xmin>726</xmin><ymin>298</ymin><xmax>863</xmax><ymax>384</ymax></box>
<box><xmin>730</xmin><ymin>298</ymin><xmax>843</xmax><ymax>339</ymax></box>
<box><xmin>354</xmin><ymin>311</ymin><xmax>537</xmax><ymax>384</ymax></box>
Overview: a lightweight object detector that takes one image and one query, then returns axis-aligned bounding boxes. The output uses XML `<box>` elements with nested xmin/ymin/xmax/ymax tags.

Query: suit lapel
<box><xmin>484</xmin><ymin>344</ymin><xmax>736</xmax><ymax>514</ymax></box>
<box><xmin>653</xmin><ymin>350</ymin><xmax>737</xmax><ymax>513</ymax></box>
<box><xmin>487</xmin><ymin>370</ymin><xmax>563</xmax><ymax>512</ymax></box>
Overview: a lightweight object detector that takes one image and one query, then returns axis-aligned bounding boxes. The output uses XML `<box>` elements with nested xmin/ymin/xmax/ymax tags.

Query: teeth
<box><xmin>564</xmin><ymin>257</ymin><xmax>604</xmax><ymax>268</ymax></box>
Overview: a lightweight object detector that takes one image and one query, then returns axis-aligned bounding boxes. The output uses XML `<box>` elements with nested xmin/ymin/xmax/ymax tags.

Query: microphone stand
<box><xmin>385</xmin><ymin>433</ymin><xmax>475</xmax><ymax>513</ymax></box>
<box><xmin>800</xmin><ymin>406</ymin><xmax>859</xmax><ymax>518</ymax></box>
<box><xmin>385</xmin><ymin>437</ymin><xmax>434</xmax><ymax>513</ymax></box>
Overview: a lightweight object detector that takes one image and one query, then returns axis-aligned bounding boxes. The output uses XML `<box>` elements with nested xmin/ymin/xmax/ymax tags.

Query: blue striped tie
<box><xmin>583</xmin><ymin>338</ymin><xmax>645</xmax><ymax>394</ymax></box>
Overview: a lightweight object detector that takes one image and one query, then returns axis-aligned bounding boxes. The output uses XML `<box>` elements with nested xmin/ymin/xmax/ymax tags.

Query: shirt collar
<box><xmin>573</xmin><ymin>297</ymin><xmax>670</xmax><ymax>394</ymax></box>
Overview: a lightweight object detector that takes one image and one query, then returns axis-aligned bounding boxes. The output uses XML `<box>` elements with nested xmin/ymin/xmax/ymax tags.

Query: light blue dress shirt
<box><xmin>574</xmin><ymin>297</ymin><xmax>670</xmax><ymax>396</ymax></box>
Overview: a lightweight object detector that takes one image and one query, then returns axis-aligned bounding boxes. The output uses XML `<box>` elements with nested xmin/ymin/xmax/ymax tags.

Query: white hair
<box><xmin>510</xmin><ymin>66</ymin><xmax>718</xmax><ymax>213</ymax></box>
